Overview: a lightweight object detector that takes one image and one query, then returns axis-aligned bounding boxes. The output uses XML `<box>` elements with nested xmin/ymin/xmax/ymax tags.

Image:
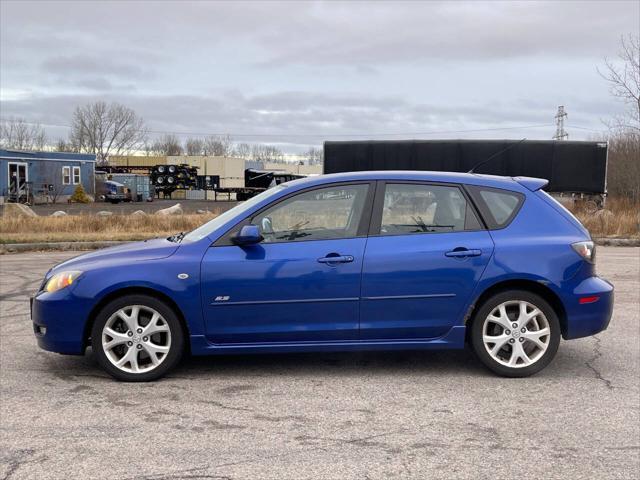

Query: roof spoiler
<box><xmin>513</xmin><ymin>176</ymin><xmax>549</xmax><ymax>191</ymax></box>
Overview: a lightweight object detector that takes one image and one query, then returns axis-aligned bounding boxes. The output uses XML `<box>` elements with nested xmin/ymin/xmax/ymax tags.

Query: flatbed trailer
<box><xmin>210</xmin><ymin>187</ymin><xmax>266</xmax><ymax>201</ymax></box>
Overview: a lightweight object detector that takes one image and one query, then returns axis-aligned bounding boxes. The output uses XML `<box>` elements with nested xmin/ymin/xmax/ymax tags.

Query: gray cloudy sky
<box><xmin>1</xmin><ymin>0</ymin><xmax>638</xmax><ymax>151</ymax></box>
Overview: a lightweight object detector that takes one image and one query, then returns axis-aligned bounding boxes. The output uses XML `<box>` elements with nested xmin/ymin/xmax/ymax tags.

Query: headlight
<box><xmin>44</xmin><ymin>271</ymin><xmax>83</xmax><ymax>293</ymax></box>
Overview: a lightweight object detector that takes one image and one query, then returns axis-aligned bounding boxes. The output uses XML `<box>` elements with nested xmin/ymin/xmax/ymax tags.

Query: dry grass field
<box><xmin>0</xmin><ymin>213</ymin><xmax>217</xmax><ymax>243</ymax></box>
<box><xmin>573</xmin><ymin>197</ymin><xmax>639</xmax><ymax>238</ymax></box>
<box><xmin>0</xmin><ymin>197</ymin><xmax>637</xmax><ymax>244</ymax></box>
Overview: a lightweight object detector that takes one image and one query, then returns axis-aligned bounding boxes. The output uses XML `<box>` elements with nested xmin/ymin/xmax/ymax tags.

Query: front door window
<box><xmin>252</xmin><ymin>184</ymin><xmax>370</xmax><ymax>243</ymax></box>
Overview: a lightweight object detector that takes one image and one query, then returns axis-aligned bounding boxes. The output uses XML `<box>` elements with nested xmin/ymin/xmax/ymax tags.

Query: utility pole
<box><xmin>553</xmin><ymin>106</ymin><xmax>568</xmax><ymax>140</ymax></box>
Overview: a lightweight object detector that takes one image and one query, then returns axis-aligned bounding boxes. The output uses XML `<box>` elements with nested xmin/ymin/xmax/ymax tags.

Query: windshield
<box><xmin>182</xmin><ymin>185</ymin><xmax>287</xmax><ymax>243</ymax></box>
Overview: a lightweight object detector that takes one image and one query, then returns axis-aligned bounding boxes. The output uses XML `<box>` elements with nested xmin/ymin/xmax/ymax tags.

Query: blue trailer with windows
<box><xmin>0</xmin><ymin>149</ymin><xmax>96</xmax><ymax>204</ymax></box>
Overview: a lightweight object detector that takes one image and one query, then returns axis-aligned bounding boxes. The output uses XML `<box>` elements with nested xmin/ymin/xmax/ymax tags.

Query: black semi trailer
<box><xmin>323</xmin><ymin>140</ymin><xmax>608</xmax><ymax>198</ymax></box>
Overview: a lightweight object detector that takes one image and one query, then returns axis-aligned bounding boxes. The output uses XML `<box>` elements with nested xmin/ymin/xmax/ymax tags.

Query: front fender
<box><xmin>74</xmin><ymin>247</ymin><xmax>205</xmax><ymax>337</ymax></box>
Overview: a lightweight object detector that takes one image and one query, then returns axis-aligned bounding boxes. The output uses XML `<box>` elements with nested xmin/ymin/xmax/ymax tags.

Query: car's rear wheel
<box><xmin>91</xmin><ymin>294</ymin><xmax>184</xmax><ymax>381</ymax></box>
<box><xmin>470</xmin><ymin>290</ymin><xmax>560</xmax><ymax>377</ymax></box>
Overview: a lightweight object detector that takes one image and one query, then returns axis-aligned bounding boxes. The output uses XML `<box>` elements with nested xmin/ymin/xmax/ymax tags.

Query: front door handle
<box><xmin>445</xmin><ymin>248</ymin><xmax>482</xmax><ymax>258</ymax></box>
<box><xmin>317</xmin><ymin>255</ymin><xmax>354</xmax><ymax>264</ymax></box>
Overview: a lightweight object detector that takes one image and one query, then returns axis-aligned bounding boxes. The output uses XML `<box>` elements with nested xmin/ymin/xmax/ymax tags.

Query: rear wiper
<box><xmin>168</xmin><ymin>231</ymin><xmax>186</xmax><ymax>243</ymax></box>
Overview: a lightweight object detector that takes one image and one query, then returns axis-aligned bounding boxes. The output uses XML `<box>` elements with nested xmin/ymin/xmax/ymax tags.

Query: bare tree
<box><xmin>0</xmin><ymin>117</ymin><xmax>47</xmax><ymax>150</ymax></box>
<box><xmin>185</xmin><ymin>137</ymin><xmax>205</xmax><ymax>156</ymax></box>
<box><xmin>150</xmin><ymin>134</ymin><xmax>183</xmax><ymax>156</ymax></box>
<box><xmin>604</xmin><ymin>131</ymin><xmax>640</xmax><ymax>201</ymax></box>
<box><xmin>69</xmin><ymin>101</ymin><xmax>147</xmax><ymax>163</ymax></box>
<box><xmin>234</xmin><ymin>142</ymin><xmax>252</xmax><ymax>159</ymax></box>
<box><xmin>251</xmin><ymin>144</ymin><xmax>285</xmax><ymax>163</ymax></box>
<box><xmin>304</xmin><ymin>147</ymin><xmax>323</xmax><ymax>165</ymax></box>
<box><xmin>54</xmin><ymin>138</ymin><xmax>74</xmax><ymax>152</ymax></box>
<box><xmin>599</xmin><ymin>34</ymin><xmax>640</xmax><ymax>133</ymax></box>
<box><xmin>142</xmin><ymin>140</ymin><xmax>155</xmax><ymax>156</ymax></box>
<box><xmin>203</xmin><ymin>134</ymin><xmax>233</xmax><ymax>156</ymax></box>
<box><xmin>597</xmin><ymin>35</ymin><xmax>640</xmax><ymax>201</ymax></box>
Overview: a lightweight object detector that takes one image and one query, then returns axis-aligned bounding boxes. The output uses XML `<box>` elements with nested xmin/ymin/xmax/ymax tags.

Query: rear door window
<box><xmin>376</xmin><ymin>183</ymin><xmax>482</xmax><ymax>235</ymax></box>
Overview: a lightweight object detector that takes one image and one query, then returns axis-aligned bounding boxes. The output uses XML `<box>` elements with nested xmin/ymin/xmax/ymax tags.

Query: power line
<box><xmin>566</xmin><ymin>125</ymin><xmax>603</xmax><ymax>132</ymax></box>
<box><xmin>0</xmin><ymin>118</ymin><xmax>555</xmax><ymax>139</ymax></box>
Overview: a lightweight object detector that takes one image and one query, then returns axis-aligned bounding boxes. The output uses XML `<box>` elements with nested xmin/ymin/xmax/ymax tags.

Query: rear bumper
<box><xmin>562</xmin><ymin>276</ymin><xmax>614</xmax><ymax>340</ymax></box>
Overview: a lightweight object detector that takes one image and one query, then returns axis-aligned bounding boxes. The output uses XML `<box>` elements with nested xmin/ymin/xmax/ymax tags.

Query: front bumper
<box><xmin>562</xmin><ymin>276</ymin><xmax>614</xmax><ymax>340</ymax></box>
<box><xmin>31</xmin><ymin>290</ymin><xmax>91</xmax><ymax>355</ymax></box>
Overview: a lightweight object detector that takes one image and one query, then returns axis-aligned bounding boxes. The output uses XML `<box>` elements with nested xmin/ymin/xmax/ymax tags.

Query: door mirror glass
<box><xmin>232</xmin><ymin>225</ymin><xmax>263</xmax><ymax>246</ymax></box>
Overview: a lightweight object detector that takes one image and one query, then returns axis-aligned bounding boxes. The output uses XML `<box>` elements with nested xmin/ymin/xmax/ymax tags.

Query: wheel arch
<box><xmin>83</xmin><ymin>286</ymin><xmax>191</xmax><ymax>353</ymax></box>
<box><xmin>465</xmin><ymin>279</ymin><xmax>568</xmax><ymax>338</ymax></box>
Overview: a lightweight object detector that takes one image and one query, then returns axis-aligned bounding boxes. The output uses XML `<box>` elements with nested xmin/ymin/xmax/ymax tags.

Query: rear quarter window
<box><xmin>468</xmin><ymin>186</ymin><xmax>524</xmax><ymax>229</ymax></box>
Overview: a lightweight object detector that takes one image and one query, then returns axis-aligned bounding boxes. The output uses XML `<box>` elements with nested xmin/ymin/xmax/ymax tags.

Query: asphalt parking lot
<box><xmin>0</xmin><ymin>247</ymin><xmax>638</xmax><ymax>479</ymax></box>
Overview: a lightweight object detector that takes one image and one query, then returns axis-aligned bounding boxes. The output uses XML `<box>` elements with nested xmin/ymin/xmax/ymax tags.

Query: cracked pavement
<box><xmin>1</xmin><ymin>247</ymin><xmax>638</xmax><ymax>479</ymax></box>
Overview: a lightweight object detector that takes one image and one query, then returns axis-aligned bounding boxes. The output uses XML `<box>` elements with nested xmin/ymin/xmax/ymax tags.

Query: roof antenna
<box><xmin>467</xmin><ymin>138</ymin><xmax>527</xmax><ymax>173</ymax></box>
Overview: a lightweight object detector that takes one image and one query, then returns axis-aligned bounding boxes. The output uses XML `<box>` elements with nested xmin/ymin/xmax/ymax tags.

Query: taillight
<box><xmin>572</xmin><ymin>241</ymin><xmax>595</xmax><ymax>264</ymax></box>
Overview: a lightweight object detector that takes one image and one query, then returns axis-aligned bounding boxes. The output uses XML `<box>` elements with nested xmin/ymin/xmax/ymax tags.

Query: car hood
<box><xmin>50</xmin><ymin>238</ymin><xmax>180</xmax><ymax>274</ymax></box>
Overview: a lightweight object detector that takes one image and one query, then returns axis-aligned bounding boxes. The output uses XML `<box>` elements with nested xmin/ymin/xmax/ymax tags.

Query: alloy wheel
<box><xmin>482</xmin><ymin>300</ymin><xmax>551</xmax><ymax>368</ymax></box>
<box><xmin>101</xmin><ymin>305</ymin><xmax>172</xmax><ymax>374</ymax></box>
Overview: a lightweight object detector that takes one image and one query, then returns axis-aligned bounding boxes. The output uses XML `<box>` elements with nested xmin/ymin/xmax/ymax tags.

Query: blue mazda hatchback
<box><xmin>32</xmin><ymin>171</ymin><xmax>614</xmax><ymax>381</ymax></box>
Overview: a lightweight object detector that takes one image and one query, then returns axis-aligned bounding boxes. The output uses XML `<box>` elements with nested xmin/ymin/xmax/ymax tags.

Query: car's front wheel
<box><xmin>470</xmin><ymin>290</ymin><xmax>561</xmax><ymax>377</ymax></box>
<box><xmin>91</xmin><ymin>294</ymin><xmax>184</xmax><ymax>381</ymax></box>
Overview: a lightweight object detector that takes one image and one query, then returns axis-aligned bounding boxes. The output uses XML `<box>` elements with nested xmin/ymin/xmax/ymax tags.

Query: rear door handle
<box><xmin>445</xmin><ymin>248</ymin><xmax>482</xmax><ymax>258</ymax></box>
<box><xmin>317</xmin><ymin>255</ymin><xmax>354</xmax><ymax>264</ymax></box>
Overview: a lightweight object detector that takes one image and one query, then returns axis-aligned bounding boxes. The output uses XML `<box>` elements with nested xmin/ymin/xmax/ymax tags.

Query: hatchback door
<box><xmin>360</xmin><ymin>182</ymin><xmax>494</xmax><ymax>340</ymax></box>
<box><xmin>201</xmin><ymin>182</ymin><xmax>374</xmax><ymax>344</ymax></box>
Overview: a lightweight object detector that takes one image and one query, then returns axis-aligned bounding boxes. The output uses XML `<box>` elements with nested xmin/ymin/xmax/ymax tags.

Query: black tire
<box><xmin>470</xmin><ymin>290</ymin><xmax>561</xmax><ymax>378</ymax></box>
<box><xmin>91</xmin><ymin>294</ymin><xmax>185</xmax><ymax>382</ymax></box>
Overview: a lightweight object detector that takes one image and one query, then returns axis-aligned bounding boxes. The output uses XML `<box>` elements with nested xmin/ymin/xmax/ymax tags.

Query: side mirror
<box><xmin>231</xmin><ymin>225</ymin><xmax>263</xmax><ymax>246</ymax></box>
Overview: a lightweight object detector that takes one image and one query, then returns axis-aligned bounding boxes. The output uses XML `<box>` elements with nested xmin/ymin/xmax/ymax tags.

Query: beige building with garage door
<box><xmin>109</xmin><ymin>155</ymin><xmax>322</xmax><ymax>200</ymax></box>
<box><xmin>109</xmin><ymin>155</ymin><xmax>245</xmax><ymax>200</ymax></box>
<box><xmin>261</xmin><ymin>162</ymin><xmax>322</xmax><ymax>176</ymax></box>
<box><xmin>109</xmin><ymin>155</ymin><xmax>245</xmax><ymax>189</ymax></box>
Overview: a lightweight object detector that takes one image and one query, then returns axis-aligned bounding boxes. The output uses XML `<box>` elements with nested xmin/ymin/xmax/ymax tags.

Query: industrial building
<box><xmin>109</xmin><ymin>155</ymin><xmax>244</xmax><ymax>199</ymax></box>
<box><xmin>0</xmin><ymin>149</ymin><xmax>96</xmax><ymax>204</ymax></box>
<box><xmin>109</xmin><ymin>155</ymin><xmax>322</xmax><ymax>199</ymax></box>
<box><xmin>261</xmin><ymin>162</ymin><xmax>322</xmax><ymax>176</ymax></box>
<box><xmin>110</xmin><ymin>155</ymin><xmax>243</xmax><ymax>186</ymax></box>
